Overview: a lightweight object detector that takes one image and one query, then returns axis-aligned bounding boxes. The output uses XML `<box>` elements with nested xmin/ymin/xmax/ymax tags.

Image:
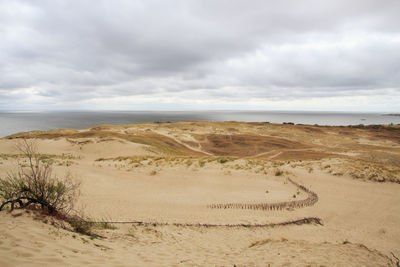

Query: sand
<box><xmin>0</xmin><ymin>121</ymin><xmax>399</xmax><ymax>266</ymax></box>
<box><xmin>0</xmin><ymin>211</ymin><xmax>393</xmax><ymax>266</ymax></box>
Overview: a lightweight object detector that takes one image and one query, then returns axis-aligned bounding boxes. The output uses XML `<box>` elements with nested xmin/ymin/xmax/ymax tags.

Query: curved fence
<box><xmin>208</xmin><ymin>178</ymin><xmax>318</xmax><ymax>211</ymax></box>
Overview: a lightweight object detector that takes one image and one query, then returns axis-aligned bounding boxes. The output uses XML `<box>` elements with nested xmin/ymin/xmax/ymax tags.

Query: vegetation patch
<box><xmin>0</xmin><ymin>140</ymin><xmax>103</xmax><ymax>238</ymax></box>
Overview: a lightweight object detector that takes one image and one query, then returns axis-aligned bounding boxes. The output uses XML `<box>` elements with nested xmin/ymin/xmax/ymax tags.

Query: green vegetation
<box><xmin>96</xmin><ymin>221</ymin><xmax>117</xmax><ymax>230</ymax></box>
<box><xmin>0</xmin><ymin>153</ymin><xmax>78</xmax><ymax>166</ymax></box>
<box><xmin>67</xmin><ymin>215</ymin><xmax>95</xmax><ymax>236</ymax></box>
<box><xmin>0</xmin><ymin>140</ymin><xmax>80</xmax><ymax>215</ymax></box>
<box><xmin>218</xmin><ymin>157</ymin><xmax>229</xmax><ymax>164</ymax></box>
<box><xmin>0</xmin><ymin>140</ymin><xmax>106</xmax><ymax>238</ymax></box>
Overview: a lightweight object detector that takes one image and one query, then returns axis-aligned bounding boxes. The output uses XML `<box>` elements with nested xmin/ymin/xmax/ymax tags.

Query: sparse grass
<box><xmin>126</xmin><ymin>225</ymin><xmax>137</xmax><ymax>238</ymax></box>
<box><xmin>142</xmin><ymin>226</ymin><xmax>163</xmax><ymax>238</ymax></box>
<box><xmin>323</xmin><ymin>159</ymin><xmax>400</xmax><ymax>183</ymax></box>
<box><xmin>0</xmin><ymin>154</ymin><xmax>19</xmax><ymax>160</ymax></box>
<box><xmin>218</xmin><ymin>157</ymin><xmax>229</xmax><ymax>164</ymax></box>
<box><xmin>67</xmin><ymin>215</ymin><xmax>95</xmax><ymax>236</ymax></box>
<box><xmin>0</xmin><ymin>153</ymin><xmax>78</xmax><ymax>166</ymax></box>
<box><xmin>275</xmin><ymin>169</ymin><xmax>284</xmax><ymax>176</ymax></box>
<box><xmin>94</xmin><ymin>155</ymin><xmax>246</xmax><ymax>171</ymax></box>
<box><xmin>96</xmin><ymin>220</ymin><xmax>117</xmax><ymax>230</ymax></box>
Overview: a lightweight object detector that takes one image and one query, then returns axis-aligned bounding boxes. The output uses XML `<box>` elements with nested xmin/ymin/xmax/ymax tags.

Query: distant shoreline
<box><xmin>384</xmin><ymin>114</ymin><xmax>400</xmax><ymax>116</ymax></box>
<box><xmin>3</xmin><ymin>121</ymin><xmax>400</xmax><ymax>140</ymax></box>
<box><xmin>1</xmin><ymin>111</ymin><xmax>400</xmax><ymax>138</ymax></box>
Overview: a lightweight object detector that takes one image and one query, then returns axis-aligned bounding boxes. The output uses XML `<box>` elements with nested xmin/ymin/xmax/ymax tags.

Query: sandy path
<box><xmin>268</xmin><ymin>151</ymin><xmax>283</xmax><ymax>159</ymax></box>
<box><xmin>152</xmin><ymin>129</ymin><xmax>213</xmax><ymax>155</ymax></box>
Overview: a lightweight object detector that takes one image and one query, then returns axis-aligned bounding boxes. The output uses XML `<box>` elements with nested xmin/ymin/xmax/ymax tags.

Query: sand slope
<box><xmin>0</xmin><ymin>212</ymin><xmax>393</xmax><ymax>267</ymax></box>
<box><xmin>0</xmin><ymin>121</ymin><xmax>399</xmax><ymax>266</ymax></box>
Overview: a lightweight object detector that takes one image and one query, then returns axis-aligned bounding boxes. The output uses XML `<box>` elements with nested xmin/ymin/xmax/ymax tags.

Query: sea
<box><xmin>0</xmin><ymin>110</ymin><xmax>399</xmax><ymax>138</ymax></box>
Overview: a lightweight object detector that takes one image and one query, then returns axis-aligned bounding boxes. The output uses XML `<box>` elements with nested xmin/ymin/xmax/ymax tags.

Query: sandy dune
<box><xmin>0</xmin><ymin>211</ymin><xmax>393</xmax><ymax>267</ymax></box>
<box><xmin>0</xmin><ymin>121</ymin><xmax>399</xmax><ymax>266</ymax></box>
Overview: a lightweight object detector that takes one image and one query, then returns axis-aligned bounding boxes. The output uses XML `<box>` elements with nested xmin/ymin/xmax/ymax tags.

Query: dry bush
<box><xmin>0</xmin><ymin>139</ymin><xmax>80</xmax><ymax>215</ymax></box>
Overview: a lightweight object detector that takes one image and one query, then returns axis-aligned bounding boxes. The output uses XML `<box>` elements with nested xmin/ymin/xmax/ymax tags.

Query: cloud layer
<box><xmin>1</xmin><ymin>0</ymin><xmax>399</xmax><ymax>111</ymax></box>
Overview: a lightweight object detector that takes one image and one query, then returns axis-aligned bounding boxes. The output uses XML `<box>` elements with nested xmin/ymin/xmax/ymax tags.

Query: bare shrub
<box><xmin>0</xmin><ymin>139</ymin><xmax>80</xmax><ymax>215</ymax></box>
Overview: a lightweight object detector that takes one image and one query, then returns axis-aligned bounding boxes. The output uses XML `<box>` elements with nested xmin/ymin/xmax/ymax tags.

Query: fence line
<box><xmin>89</xmin><ymin>217</ymin><xmax>323</xmax><ymax>228</ymax></box>
<box><xmin>208</xmin><ymin>178</ymin><xmax>318</xmax><ymax>211</ymax></box>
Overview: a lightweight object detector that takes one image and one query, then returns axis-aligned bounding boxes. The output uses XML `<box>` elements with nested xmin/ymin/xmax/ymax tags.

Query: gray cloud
<box><xmin>0</xmin><ymin>0</ymin><xmax>399</xmax><ymax>111</ymax></box>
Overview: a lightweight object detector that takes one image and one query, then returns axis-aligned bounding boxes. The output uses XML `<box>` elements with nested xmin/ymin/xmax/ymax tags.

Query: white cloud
<box><xmin>0</xmin><ymin>0</ymin><xmax>399</xmax><ymax>111</ymax></box>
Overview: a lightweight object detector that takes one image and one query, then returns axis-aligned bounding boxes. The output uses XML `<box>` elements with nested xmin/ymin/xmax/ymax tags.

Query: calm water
<box><xmin>0</xmin><ymin>110</ymin><xmax>399</xmax><ymax>138</ymax></box>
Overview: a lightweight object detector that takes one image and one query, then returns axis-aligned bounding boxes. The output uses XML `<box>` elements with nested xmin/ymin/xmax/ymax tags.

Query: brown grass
<box><xmin>194</xmin><ymin>134</ymin><xmax>311</xmax><ymax>157</ymax></box>
<box><xmin>5</xmin><ymin>121</ymin><xmax>400</xmax><ymax>183</ymax></box>
<box><xmin>7</xmin><ymin>130</ymin><xmax>203</xmax><ymax>156</ymax></box>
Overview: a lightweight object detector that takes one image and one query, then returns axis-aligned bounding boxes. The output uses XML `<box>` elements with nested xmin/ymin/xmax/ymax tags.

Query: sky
<box><xmin>0</xmin><ymin>0</ymin><xmax>399</xmax><ymax>112</ymax></box>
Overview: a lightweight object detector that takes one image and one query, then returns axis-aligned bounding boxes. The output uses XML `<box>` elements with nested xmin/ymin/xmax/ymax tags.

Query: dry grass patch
<box><xmin>195</xmin><ymin>133</ymin><xmax>311</xmax><ymax>157</ymax></box>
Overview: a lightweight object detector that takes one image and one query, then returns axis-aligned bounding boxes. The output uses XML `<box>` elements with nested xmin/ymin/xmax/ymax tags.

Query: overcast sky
<box><xmin>0</xmin><ymin>0</ymin><xmax>399</xmax><ymax>111</ymax></box>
